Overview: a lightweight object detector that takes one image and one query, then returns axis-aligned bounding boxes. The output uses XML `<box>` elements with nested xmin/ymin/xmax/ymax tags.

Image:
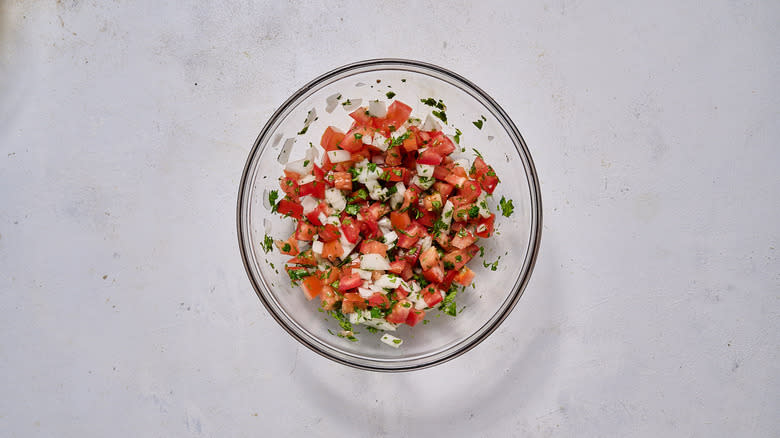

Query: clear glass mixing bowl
<box><xmin>237</xmin><ymin>59</ymin><xmax>542</xmax><ymax>371</ymax></box>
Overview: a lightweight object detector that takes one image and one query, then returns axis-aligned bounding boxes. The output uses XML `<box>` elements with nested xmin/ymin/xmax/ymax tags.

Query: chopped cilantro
<box><xmin>439</xmin><ymin>288</ymin><xmax>458</xmax><ymax>316</ymax></box>
<box><xmin>328</xmin><ymin>309</ymin><xmax>353</xmax><ymax>333</ymax></box>
<box><xmin>430</xmin><ymin>219</ymin><xmax>448</xmax><ymax>237</ymax></box>
<box><xmin>479</xmin><ymin>246</ymin><xmax>485</xmax><ymax>257</ymax></box>
<box><xmin>386</xmin><ymin>91</ymin><xmax>396</xmax><ymax>99</ymax></box>
<box><xmin>345</xmin><ymin>204</ymin><xmax>360</xmax><ymax>216</ymax></box>
<box><xmin>472</xmin><ymin>148</ymin><xmax>483</xmax><ymax>158</ymax></box>
<box><xmin>499</xmin><ymin>196</ymin><xmax>514</xmax><ymax>217</ymax></box>
<box><xmin>288</xmin><ymin>269</ymin><xmax>309</xmax><ymax>283</ymax></box>
<box><xmin>392</xmin><ymin>339</ymin><xmax>402</xmax><ymax>344</ymax></box>
<box><xmin>473</xmin><ymin>119</ymin><xmax>484</xmax><ymax>129</ymax></box>
<box><xmin>421</xmin><ymin>98</ymin><xmax>446</xmax><ymax>110</ymax></box>
<box><xmin>454</xmin><ymin>128</ymin><xmax>462</xmax><ymax>144</ymax></box>
<box><xmin>468</xmin><ymin>205</ymin><xmax>479</xmax><ymax>219</ymax></box>
<box><xmin>391</xmin><ymin>131</ymin><xmax>412</xmax><ymax>147</ymax></box>
<box><xmin>342</xmin><ymin>99</ymin><xmax>352</xmax><ymax>106</ymax></box>
<box><xmin>455</xmin><ymin>255</ymin><xmax>462</xmax><ymax>262</ymax></box>
<box><xmin>443</xmin><ymin>261</ymin><xmax>455</xmax><ymax>270</ymax></box>
<box><xmin>262</xmin><ymin>234</ymin><xmax>274</xmax><ymax>253</ymax></box>
<box><xmin>366</xmin><ymin>326</ymin><xmax>379</xmax><ymax>333</ymax></box>
<box><xmin>432</xmin><ymin>200</ymin><xmax>442</xmax><ymax>210</ymax></box>
<box><xmin>297</xmin><ymin>125</ymin><xmax>309</xmax><ymax>135</ymax></box>
<box><xmin>268</xmin><ymin>190</ymin><xmax>279</xmax><ymax>212</ymax></box>
<box><xmin>367</xmin><ymin>162</ymin><xmax>377</xmax><ymax>172</ymax></box>
<box><xmin>303</xmin><ymin>159</ymin><xmax>310</xmax><ymax>167</ymax></box>
<box><xmin>354</xmin><ymin>133</ymin><xmax>363</xmax><ymax>140</ymax></box>
<box><xmin>483</xmin><ymin>257</ymin><xmax>499</xmax><ymax>271</ymax></box>
<box><xmin>401</xmin><ymin>78</ymin><xmax>406</xmax><ymax>82</ymax></box>
<box><xmin>282</xmin><ymin>243</ymin><xmax>291</xmax><ymax>252</ymax></box>
<box><xmin>432</xmin><ymin>110</ymin><xmax>447</xmax><ymax>124</ymax></box>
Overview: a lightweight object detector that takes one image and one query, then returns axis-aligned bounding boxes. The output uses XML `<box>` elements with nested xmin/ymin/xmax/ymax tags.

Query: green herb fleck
<box><xmin>342</xmin><ymin>99</ymin><xmax>352</xmax><ymax>106</ymax></box>
<box><xmin>268</xmin><ymin>190</ymin><xmax>279</xmax><ymax>212</ymax></box>
<box><xmin>345</xmin><ymin>204</ymin><xmax>360</xmax><ymax>216</ymax></box>
<box><xmin>472</xmin><ymin>148</ymin><xmax>483</xmax><ymax>158</ymax></box>
<box><xmin>303</xmin><ymin>159</ymin><xmax>310</xmax><ymax>167</ymax></box>
<box><xmin>432</xmin><ymin>110</ymin><xmax>447</xmax><ymax>124</ymax></box>
<box><xmin>430</xmin><ymin>219</ymin><xmax>448</xmax><ymax>237</ymax></box>
<box><xmin>262</xmin><ymin>234</ymin><xmax>274</xmax><ymax>253</ymax></box>
<box><xmin>479</xmin><ymin>246</ymin><xmax>485</xmax><ymax>257</ymax></box>
<box><xmin>391</xmin><ymin>131</ymin><xmax>412</xmax><ymax>147</ymax></box>
<box><xmin>297</xmin><ymin>125</ymin><xmax>309</xmax><ymax>135</ymax></box>
<box><xmin>282</xmin><ymin>243</ymin><xmax>291</xmax><ymax>252</ymax></box>
<box><xmin>483</xmin><ymin>257</ymin><xmax>499</xmax><ymax>271</ymax></box>
<box><xmin>453</xmin><ymin>128</ymin><xmax>462</xmax><ymax>144</ymax></box>
<box><xmin>386</xmin><ymin>91</ymin><xmax>396</xmax><ymax>99</ymax></box>
<box><xmin>354</xmin><ymin>133</ymin><xmax>363</xmax><ymax>140</ymax></box>
<box><xmin>366</xmin><ymin>326</ymin><xmax>379</xmax><ymax>333</ymax></box>
<box><xmin>499</xmin><ymin>196</ymin><xmax>514</xmax><ymax>217</ymax></box>
<box><xmin>439</xmin><ymin>288</ymin><xmax>458</xmax><ymax>316</ymax></box>
<box><xmin>468</xmin><ymin>205</ymin><xmax>479</xmax><ymax>219</ymax></box>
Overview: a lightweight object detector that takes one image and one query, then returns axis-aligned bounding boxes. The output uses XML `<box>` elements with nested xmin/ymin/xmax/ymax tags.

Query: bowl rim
<box><xmin>236</xmin><ymin>58</ymin><xmax>543</xmax><ymax>372</ymax></box>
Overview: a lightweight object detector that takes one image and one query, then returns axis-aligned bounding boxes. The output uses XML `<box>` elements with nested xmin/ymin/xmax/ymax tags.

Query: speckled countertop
<box><xmin>0</xmin><ymin>1</ymin><xmax>777</xmax><ymax>436</ymax></box>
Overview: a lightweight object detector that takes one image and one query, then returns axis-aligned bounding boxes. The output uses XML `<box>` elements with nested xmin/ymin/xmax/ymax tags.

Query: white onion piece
<box><xmin>360</xmin><ymin>254</ymin><xmax>391</xmax><ymax>271</ymax></box>
<box><xmin>285</xmin><ymin>158</ymin><xmax>313</xmax><ymax>175</ymax></box>
<box><xmin>327</xmin><ymin>150</ymin><xmax>351</xmax><ymax>163</ymax></box>
<box><xmin>301</xmin><ymin>196</ymin><xmax>318</xmax><ymax>214</ymax></box>
<box><xmin>368</xmin><ymin>100</ymin><xmax>387</xmax><ymax>118</ymax></box>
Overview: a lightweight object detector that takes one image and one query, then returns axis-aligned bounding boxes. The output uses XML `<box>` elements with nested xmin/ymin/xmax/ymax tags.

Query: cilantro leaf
<box><xmin>499</xmin><ymin>196</ymin><xmax>514</xmax><ymax>217</ymax></box>
<box><xmin>268</xmin><ymin>190</ymin><xmax>280</xmax><ymax>212</ymax></box>
<box><xmin>262</xmin><ymin>234</ymin><xmax>274</xmax><ymax>253</ymax></box>
<box><xmin>386</xmin><ymin>91</ymin><xmax>396</xmax><ymax>99</ymax></box>
<box><xmin>472</xmin><ymin>119</ymin><xmax>484</xmax><ymax>129</ymax></box>
<box><xmin>454</xmin><ymin>128</ymin><xmax>462</xmax><ymax>144</ymax></box>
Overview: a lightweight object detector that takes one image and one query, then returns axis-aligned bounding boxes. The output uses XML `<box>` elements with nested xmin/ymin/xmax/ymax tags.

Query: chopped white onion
<box><xmin>301</xmin><ymin>196</ymin><xmax>318</xmax><ymax>214</ymax></box>
<box><xmin>355</xmin><ymin>269</ymin><xmax>372</xmax><ymax>281</ymax></box>
<box><xmin>311</xmin><ymin>240</ymin><xmax>324</xmax><ymax>255</ymax></box>
<box><xmin>389</xmin><ymin>182</ymin><xmax>406</xmax><ymax>209</ymax></box>
<box><xmin>298</xmin><ymin>174</ymin><xmax>316</xmax><ymax>185</ymax></box>
<box><xmin>381</xmin><ymin>333</ymin><xmax>403</xmax><ymax>348</ymax></box>
<box><xmin>325</xmin><ymin>188</ymin><xmax>346</xmax><ymax>212</ymax></box>
<box><xmin>416</xmin><ymin>163</ymin><xmax>435</xmax><ymax>178</ymax></box>
<box><xmin>327</xmin><ymin>149</ymin><xmax>351</xmax><ymax>163</ymax></box>
<box><xmin>372</xmin><ymin>133</ymin><xmax>389</xmax><ymax>151</ymax></box>
<box><xmin>285</xmin><ymin>157</ymin><xmax>313</xmax><ymax>175</ymax></box>
<box><xmin>422</xmin><ymin>114</ymin><xmax>441</xmax><ymax>131</ymax></box>
<box><xmin>368</xmin><ymin>100</ymin><xmax>387</xmax><ymax>118</ymax></box>
<box><xmin>360</xmin><ymin>254</ymin><xmax>391</xmax><ymax>271</ymax></box>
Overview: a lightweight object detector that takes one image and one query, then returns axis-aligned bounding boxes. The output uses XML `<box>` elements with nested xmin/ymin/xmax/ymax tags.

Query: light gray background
<box><xmin>1</xmin><ymin>1</ymin><xmax>777</xmax><ymax>437</ymax></box>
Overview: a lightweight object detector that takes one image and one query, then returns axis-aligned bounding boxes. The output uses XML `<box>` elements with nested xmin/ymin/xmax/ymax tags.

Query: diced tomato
<box><xmin>433</xmin><ymin>181</ymin><xmax>454</xmax><ymax>199</ymax></box>
<box><xmin>416</xmin><ymin>209</ymin><xmax>438</xmax><ymax>227</ymax></box>
<box><xmin>360</xmin><ymin>218</ymin><xmax>381</xmax><ymax>239</ymax></box>
<box><xmin>444</xmin><ymin>173</ymin><xmax>467</xmax><ymax>188</ymax></box>
<box><xmin>305</xmin><ymin>202</ymin><xmax>327</xmax><ymax>226</ymax></box>
<box><xmin>451</xmin><ymin>227</ymin><xmax>478</xmax><ymax>249</ymax></box>
<box><xmin>367</xmin><ymin>292</ymin><xmax>391</xmax><ymax>309</ymax></box>
<box><xmin>453</xmin><ymin>266</ymin><xmax>476</xmax><ymax>286</ymax></box>
<box><xmin>417</xmin><ymin>149</ymin><xmax>443</xmax><ymax>165</ymax></box>
<box><xmin>279</xmin><ymin>177</ymin><xmax>299</xmax><ymax>199</ymax></box>
<box><xmin>422</xmin><ymin>264</ymin><xmax>445</xmax><ymax>284</ymax></box>
<box><xmin>442</xmin><ymin>244</ymin><xmax>479</xmax><ymax>270</ymax></box>
<box><xmin>288</xmin><ymin>249</ymin><xmax>317</xmax><ymax>266</ymax></box>
<box><xmin>360</xmin><ymin>240</ymin><xmax>388</xmax><ymax>257</ymax></box>
<box><xmin>433</xmin><ymin>165</ymin><xmax>451</xmax><ymax>181</ymax></box>
<box><xmin>400</xmin><ymin>184</ymin><xmax>422</xmax><ymax>211</ymax></box>
<box><xmin>300</xmin><ymin>275</ymin><xmax>322</xmax><ymax>300</ymax></box>
<box><xmin>338</xmin><ymin>272</ymin><xmax>363</xmax><ymax>292</ymax></box>
<box><xmin>458</xmin><ymin>180</ymin><xmax>482</xmax><ymax>203</ymax></box>
<box><xmin>318</xmin><ymin>223</ymin><xmax>342</xmax><ymax>242</ymax></box>
<box><xmin>402</xmin><ymin>135</ymin><xmax>418</xmax><ymax>152</ymax></box>
<box><xmin>283</xmin><ymin>170</ymin><xmax>301</xmax><ymax>180</ymax></box>
<box><xmin>427</xmin><ymin>133</ymin><xmax>456</xmax><ymax>156</ymax></box>
<box><xmin>295</xmin><ymin>220</ymin><xmax>317</xmax><ymax>241</ymax></box>
<box><xmin>350</xmin><ymin>147</ymin><xmax>371</xmax><ymax>163</ymax></box>
<box><xmin>422</xmin><ymin>193</ymin><xmax>443</xmax><ymax>212</ymax></box>
<box><xmin>348</xmin><ymin>107</ymin><xmax>373</xmax><ymax>127</ymax></box>
<box><xmin>277</xmin><ymin>199</ymin><xmax>303</xmax><ymax>219</ymax></box>
<box><xmin>389</xmin><ymin>211</ymin><xmax>411</xmax><ymax>231</ymax></box>
<box><xmin>384</xmin><ymin>145</ymin><xmax>403</xmax><ymax>166</ymax></box>
<box><xmin>381</xmin><ymin>166</ymin><xmax>409</xmax><ymax>182</ymax></box>
<box><xmin>440</xmin><ymin>268</ymin><xmax>458</xmax><ymax>291</ymax></box>
<box><xmin>398</xmin><ymin>244</ymin><xmax>422</xmax><ymax>266</ymax></box>
<box><xmin>321</xmin><ymin>240</ymin><xmax>343</xmax><ymax>262</ymax></box>
<box><xmin>478</xmin><ymin>166</ymin><xmax>500</xmax><ymax>194</ymax></box>
<box><xmin>320</xmin><ymin>285</ymin><xmax>341</xmax><ymax>311</ymax></box>
<box><xmin>366</xmin><ymin>202</ymin><xmax>390</xmax><ymax>221</ymax></box>
<box><xmin>421</xmin><ymin>285</ymin><xmax>443</xmax><ymax>307</ymax></box>
<box><xmin>394</xmin><ymin>285</ymin><xmax>409</xmax><ymax>300</ymax></box>
<box><xmin>299</xmin><ymin>180</ymin><xmax>326</xmax><ymax>199</ymax></box>
<box><xmin>339</xmin><ymin>214</ymin><xmax>361</xmax><ymax>243</ymax></box>
<box><xmin>321</xmin><ymin>266</ymin><xmax>341</xmax><ymax>284</ymax></box>
<box><xmin>320</xmin><ymin>126</ymin><xmax>345</xmax><ymax>151</ymax></box>
<box><xmin>340</xmin><ymin>127</ymin><xmax>370</xmax><ymax>152</ymax></box>
<box><xmin>419</xmin><ymin>247</ymin><xmax>440</xmax><ymax>271</ymax></box>
<box><xmin>312</xmin><ymin>164</ymin><xmax>326</xmax><ymax>183</ymax></box>
<box><xmin>475</xmin><ymin>213</ymin><xmax>495</xmax><ymax>238</ymax></box>
<box><xmin>406</xmin><ymin>308</ymin><xmax>425</xmax><ymax>327</ymax></box>
<box><xmin>333</xmin><ymin>172</ymin><xmax>352</xmax><ymax>191</ymax></box>
<box><xmin>275</xmin><ymin>235</ymin><xmax>299</xmax><ymax>256</ymax></box>
<box><xmin>397</xmin><ymin>222</ymin><xmax>425</xmax><ymax>249</ymax></box>
<box><xmin>342</xmin><ymin>292</ymin><xmax>368</xmax><ymax>314</ymax></box>
<box><xmin>386</xmin><ymin>300</ymin><xmax>413</xmax><ymax>324</ymax></box>
<box><xmin>470</xmin><ymin>156</ymin><xmax>489</xmax><ymax>177</ymax></box>
<box><xmin>453</xmin><ymin>202</ymin><xmax>475</xmax><ymax>222</ymax></box>
<box><xmin>385</xmin><ymin>101</ymin><xmax>413</xmax><ymax>130</ymax></box>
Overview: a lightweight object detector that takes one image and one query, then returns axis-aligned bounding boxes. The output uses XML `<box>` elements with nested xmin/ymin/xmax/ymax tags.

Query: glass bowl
<box><xmin>237</xmin><ymin>59</ymin><xmax>542</xmax><ymax>371</ymax></box>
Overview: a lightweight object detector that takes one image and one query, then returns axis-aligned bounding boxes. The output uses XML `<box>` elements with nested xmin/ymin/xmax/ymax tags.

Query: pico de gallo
<box><xmin>270</xmin><ymin>98</ymin><xmax>501</xmax><ymax>347</ymax></box>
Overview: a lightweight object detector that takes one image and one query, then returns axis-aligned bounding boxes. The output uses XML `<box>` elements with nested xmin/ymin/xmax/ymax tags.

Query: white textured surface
<box><xmin>1</xmin><ymin>1</ymin><xmax>778</xmax><ymax>436</ymax></box>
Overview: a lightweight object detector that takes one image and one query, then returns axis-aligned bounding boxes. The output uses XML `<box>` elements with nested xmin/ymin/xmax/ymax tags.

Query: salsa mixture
<box><xmin>267</xmin><ymin>98</ymin><xmax>508</xmax><ymax>347</ymax></box>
